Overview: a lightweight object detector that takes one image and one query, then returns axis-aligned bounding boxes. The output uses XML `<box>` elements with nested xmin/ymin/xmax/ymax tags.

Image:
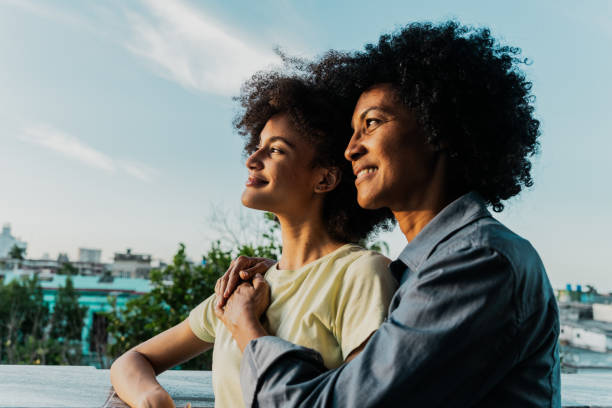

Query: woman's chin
<box><xmin>241</xmin><ymin>194</ymin><xmax>268</xmax><ymax>211</ymax></box>
<box><xmin>357</xmin><ymin>192</ymin><xmax>385</xmax><ymax>210</ymax></box>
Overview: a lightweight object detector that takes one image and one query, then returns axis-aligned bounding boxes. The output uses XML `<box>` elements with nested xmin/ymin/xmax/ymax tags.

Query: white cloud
<box><xmin>21</xmin><ymin>125</ymin><xmax>115</xmax><ymax>172</ymax></box>
<box><xmin>20</xmin><ymin>125</ymin><xmax>157</xmax><ymax>183</ymax></box>
<box><xmin>124</xmin><ymin>0</ymin><xmax>280</xmax><ymax>96</ymax></box>
<box><xmin>118</xmin><ymin>160</ymin><xmax>158</xmax><ymax>183</ymax></box>
<box><xmin>0</xmin><ymin>0</ymin><xmax>93</xmax><ymax>31</ymax></box>
<box><xmin>2</xmin><ymin>0</ymin><xmax>287</xmax><ymax>96</ymax></box>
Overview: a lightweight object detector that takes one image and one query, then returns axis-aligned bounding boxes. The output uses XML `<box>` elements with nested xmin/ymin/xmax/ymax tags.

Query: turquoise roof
<box><xmin>2</xmin><ymin>272</ymin><xmax>153</xmax><ymax>294</ymax></box>
<box><xmin>1</xmin><ymin>271</ymin><xmax>154</xmax><ymax>358</ymax></box>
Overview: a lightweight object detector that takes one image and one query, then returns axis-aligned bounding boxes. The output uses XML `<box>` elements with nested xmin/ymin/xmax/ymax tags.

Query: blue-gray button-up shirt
<box><xmin>240</xmin><ymin>192</ymin><xmax>561</xmax><ymax>407</ymax></box>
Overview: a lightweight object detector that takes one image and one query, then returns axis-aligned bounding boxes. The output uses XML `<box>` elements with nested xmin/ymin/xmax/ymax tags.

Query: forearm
<box><xmin>215</xmin><ymin>275</ymin><xmax>271</xmax><ymax>352</ymax></box>
<box><xmin>110</xmin><ymin>350</ymin><xmax>173</xmax><ymax>408</ymax></box>
<box><xmin>240</xmin><ymin>249</ymin><xmax>520</xmax><ymax>407</ymax></box>
<box><xmin>234</xmin><ymin>318</ymin><xmax>269</xmax><ymax>352</ymax></box>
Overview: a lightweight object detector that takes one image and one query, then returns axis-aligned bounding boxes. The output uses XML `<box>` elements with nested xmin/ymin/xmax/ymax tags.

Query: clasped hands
<box><xmin>213</xmin><ymin>256</ymin><xmax>275</xmax><ymax>351</ymax></box>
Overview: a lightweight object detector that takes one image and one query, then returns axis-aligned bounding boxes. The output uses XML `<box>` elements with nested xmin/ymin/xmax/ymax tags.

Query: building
<box><xmin>0</xmin><ymin>224</ymin><xmax>27</xmax><ymax>258</ymax></box>
<box><xmin>558</xmin><ymin>298</ymin><xmax>612</xmax><ymax>357</ymax></box>
<box><xmin>0</xmin><ymin>257</ymin><xmax>110</xmax><ymax>276</ymax></box>
<box><xmin>1</xmin><ymin>271</ymin><xmax>152</xmax><ymax>364</ymax></box>
<box><xmin>560</xmin><ymin>320</ymin><xmax>612</xmax><ymax>353</ymax></box>
<box><xmin>594</xmin><ymin>303</ymin><xmax>612</xmax><ymax>323</ymax></box>
<box><xmin>79</xmin><ymin>248</ymin><xmax>102</xmax><ymax>263</ymax></box>
<box><xmin>111</xmin><ymin>248</ymin><xmax>152</xmax><ymax>279</ymax></box>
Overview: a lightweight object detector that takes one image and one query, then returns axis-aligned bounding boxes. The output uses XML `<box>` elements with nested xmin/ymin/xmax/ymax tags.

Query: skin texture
<box><xmin>216</xmin><ymin>256</ymin><xmax>275</xmax><ymax>307</ymax></box>
<box><xmin>240</xmin><ymin>113</ymin><xmax>345</xmax><ymax>271</ymax></box>
<box><xmin>347</xmin><ymin>84</ymin><xmax>452</xmax><ymax>240</ymax></box>
<box><xmin>111</xmin><ymin>112</ymin><xmax>367</xmax><ymax>406</ymax></box>
<box><xmin>110</xmin><ymin>320</ymin><xmax>212</xmax><ymax>408</ymax></box>
<box><xmin>219</xmin><ymin>83</ymin><xmax>454</xmax><ymax>347</ymax></box>
<box><xmin>307</xmin><ymin>21</ymin><xmax>540</xmax><ymax>213</ymax></box>
<box><xmin>236</xmin><ymin>77</ymin><xmax>394</xmax><ymax>243</ymax></box>
<box><xmin>215</xmin><ymin>113</ymin><xmax>376</xmax><ymax>360</ymax></box>
<box><xmin>215</xmin><ymin>274</ymin><xmax>271</xmax><ymax>352</ymax></box>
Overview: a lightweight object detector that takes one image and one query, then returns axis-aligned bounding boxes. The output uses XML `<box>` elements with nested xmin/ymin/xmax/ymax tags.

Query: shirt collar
<box><xmin>394</xmin><ymin>191</ymin><xmax>492</xmax><ymax>272</ymax></box>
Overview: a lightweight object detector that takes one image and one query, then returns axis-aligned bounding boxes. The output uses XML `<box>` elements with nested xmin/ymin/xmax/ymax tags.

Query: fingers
<box><xmin>238</xmin><ymin>262</ymin><xmax>264</xmax><ymax>281</ymax></box>
<box><xmin>217</xmin><ymin>257</ymin><xmax>241</xmax><ymax>307</ymax></box>
<box><xmin>214</xmin><ymin>298</ymin><xmax>224</xmax><ymax>319</ymax></box>
<box><xmin>251</xmin><ymin>273</ymin><xmax>269</xmax><ymax>291</ymax></box>
<box><xmin>215</xmin><ymin>274</ymin><xmax>229</xmax><ymax>307</ymax></box>
<box><xmin>219</xmin><ymin>261</ymin><xmax>242</xmax><ymax>305</ymax></box>
<box><xmin>221</xmin><ymin>256</ymin><xmax>257</xmax><ymax>301</ymax></box>
<box><xmin>217</xmin><ymin>256</ymin><xmax>275</xmax><ymax>307</ymax></box>
<box><xmin>239</xmin><ymin>258</ymin><xmax>275</xmax><ymax>280</ymax></box>
<box><xmin>224</xmin><ymin>267</ymin><xmax>242</xmax><ymax>298</ymax></box>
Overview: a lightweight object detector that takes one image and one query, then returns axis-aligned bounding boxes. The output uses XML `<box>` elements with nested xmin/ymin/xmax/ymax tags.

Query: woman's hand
<box><xmin>214</xmin><ymin>274</ymin><xmax>270</xmax><ymax>352</ymax></box>
<box><xmin>137</xmin><ymin>386</ymin><xmax>174</xmax><ymax>408</ymax></box>
<box><xmin>215</xmin><ymin>256</ymin><xmax>276</xmax><ymax>307</ymax></box>
<box><xmin>110</xmin><ymin>321</ymin><xmax>212</xmax><ymax>408</ymax></box>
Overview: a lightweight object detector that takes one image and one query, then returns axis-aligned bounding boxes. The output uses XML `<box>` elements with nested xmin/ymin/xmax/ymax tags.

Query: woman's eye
<box><xmin>270</xmin><ymin>147</ymin><xmax>283</xmax><ymax>154</ymax></box>
<box><xmin>365</xmin><ymin>118</ymin><xmax>380</xmax><ymax>128</ymax></box>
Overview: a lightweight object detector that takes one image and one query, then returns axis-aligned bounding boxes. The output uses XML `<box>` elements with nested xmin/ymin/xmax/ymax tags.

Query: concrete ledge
<box><xmin>0</xmin><ymin>365</ymin><xmax>610</xmax><ymax>407</ymax></box>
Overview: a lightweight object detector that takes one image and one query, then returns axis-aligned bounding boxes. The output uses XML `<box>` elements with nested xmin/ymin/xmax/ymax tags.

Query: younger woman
<box><xmin>110</xmin><ymin>76</ymin><xmax>396</xmax><ymax>408</ymax></box>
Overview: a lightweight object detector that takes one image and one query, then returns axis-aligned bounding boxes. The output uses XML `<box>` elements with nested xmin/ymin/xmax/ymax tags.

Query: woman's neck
<box><xmin>276</xmin><ymin>211</ymin><xmax>345</xmax><ymax>270</ymax></box>
<box><xmin>392</xmin><ymin>155</ymin><xmax>460</xmax><ymax>242</ymax></box>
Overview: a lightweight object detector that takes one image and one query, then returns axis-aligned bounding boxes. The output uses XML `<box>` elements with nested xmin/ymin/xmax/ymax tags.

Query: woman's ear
<box><xmin>314</xmin><ymin>167</ymin><xmax>341</xmax><ymax>194</ymax></box>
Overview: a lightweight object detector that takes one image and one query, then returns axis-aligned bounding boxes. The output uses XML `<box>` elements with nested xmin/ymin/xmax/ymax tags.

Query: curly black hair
<box><xmin>234</xmin><ymin>75</ymin><xmax>394</xmax><ymax>243</ymax></box>
<box><xmin>304</xmin><ymin>21</ymin><xmax>540</xmax><ymax>212</ymax></box>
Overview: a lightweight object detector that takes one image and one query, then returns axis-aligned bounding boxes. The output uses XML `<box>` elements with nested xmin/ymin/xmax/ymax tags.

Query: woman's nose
<box><xmin>344</xmin><ymin>132</ymin><xmax>366</xmax><ymax>162</ymax></box>
<box><xmin>246</xmin><ymin>149</ymin><xmax>264</xmax><ymax>170</ymax></box>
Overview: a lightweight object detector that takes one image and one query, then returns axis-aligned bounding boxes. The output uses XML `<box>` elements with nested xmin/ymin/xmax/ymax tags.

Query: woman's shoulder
<box><xmin>332</xmin><ymin>246</ymin><xmax>397</xmax><ymax>308</ymax></box>
<box><xmin>334</xmin><ymin>244</ymin><xmax>392</xmax><ymax>277</ymax></box>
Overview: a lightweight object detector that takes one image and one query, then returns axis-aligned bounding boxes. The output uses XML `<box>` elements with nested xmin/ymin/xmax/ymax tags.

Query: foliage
<box><xmin>48</xmin><ymin>276</ymin><xmax>88</xmax><ymax>364</ymax></box>
<box><xmin>0</xmin><ymin>211</ymin><xmax>388</xmax><ymax>369</ymax></box>
<box><xmin>360</xmin><ymin>238</ymin><xmax>390</xmax><ymax>256</ymax></box>
<box><xmin>104</xmin><ymin>213</ymin><xmax>281</xmax><ymax>370</ymax></box>
<box><xmin>0</xmin><ymin>275</ymin><xmax>48</xmax><ymax>363</ymax></box>
<box><xmin>8</xmin><ymin>244</ymin><xmax>26</xmax><ymax>260</ymax></box>
<box><xmin>0</xmin><ymin>275</ymin><xmax>89</xmax><ymax>365</ymax></box>
<box><xmin>56</xmin><ymin>262</ymin><xmax>78</xmax><ymax>276</ymax></box>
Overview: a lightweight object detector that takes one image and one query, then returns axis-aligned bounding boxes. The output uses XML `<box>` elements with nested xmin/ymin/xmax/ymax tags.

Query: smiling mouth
<box><xmin>356</xmin><ymin>167</ymin><xmax>378</xmax><ymax>181</ymax></box>
<box><xmin>246</xmin><ymin>176</ymin><xmax>269</xmax><ymax>187</ymax></box>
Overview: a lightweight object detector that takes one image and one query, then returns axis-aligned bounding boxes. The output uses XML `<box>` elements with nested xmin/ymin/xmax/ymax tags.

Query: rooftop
<box><xmin>562</xmin><ymin>319</ymin><xmax>612</xmax><ymax>336</ymax></box>
<box><xmin>1</xmin><ymin>271</ymin><xmax>152</xmax><ymax>294</ymax></box>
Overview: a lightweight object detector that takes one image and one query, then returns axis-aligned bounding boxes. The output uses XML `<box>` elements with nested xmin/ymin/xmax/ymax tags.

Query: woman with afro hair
<box><xmin>216</xmin><ymin>21</ymin><xmax>560</xmax><ymax>407</ymax></box>
<box><xmin>110</xmin><ymin>76</ymin><xmax>398</xmax><ymax>408</ymax></box>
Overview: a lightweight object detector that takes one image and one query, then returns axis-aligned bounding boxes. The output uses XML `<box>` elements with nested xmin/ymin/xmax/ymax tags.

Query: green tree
<box><xmin>56</xmin><ymin>262</ymin><xmax>78</xmax><ymax>276</ymax></box>
<box><xmin>359</xmin><ymin>238</ymin><xmax>390</xmax><ymax>255</ymax></box>
<box><xmin>105</xmin><ymin>213</ymin><xmax>281</xmax><ymax>370</ymax></box>
<box><xmin>47</xmin><ymin>276</ymin><xmax>88</xmax><ymax>364</ymax></box>
<box><xmin>0</xmin><ymin>275</ymin><xmax>53</xmax><ymax>364</ymax></box>
<box><xmin>8</xmin><ymin>244</ymin><xmax>26</xmax><ymax>260</ymax></box>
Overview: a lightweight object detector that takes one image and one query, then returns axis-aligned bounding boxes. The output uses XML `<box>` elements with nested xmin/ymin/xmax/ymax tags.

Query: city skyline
<box><xmin>1</xmin><ymin>0</ymin><xmax>611</xmax><ymax>290</ymax></box>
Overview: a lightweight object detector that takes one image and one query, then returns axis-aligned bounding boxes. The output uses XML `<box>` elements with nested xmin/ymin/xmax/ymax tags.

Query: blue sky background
<box><xmin>1</xmin><ymin>0</ymin><xmax>610</xmax><ymax>290</ymax></box>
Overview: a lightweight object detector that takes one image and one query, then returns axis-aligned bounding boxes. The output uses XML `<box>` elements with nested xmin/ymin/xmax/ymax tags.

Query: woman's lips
<box><xmin>355</xmin><ymin>167</ymin><xmax>378</xmax><ymax>185</ymax></box>
<box><xmin>246</xmin><ymin>176</ymin><xmax>268</xmax><ymax>187</ymax></box>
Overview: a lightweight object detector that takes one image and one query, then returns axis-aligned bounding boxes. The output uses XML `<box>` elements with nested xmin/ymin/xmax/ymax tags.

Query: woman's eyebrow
<box><xmin>267</xmin><ymin>136</ymin><xmax>296</xmax><ymax>148</ymax></box>
<box><xmin>351</xmin><ymin>106</ymin><xmax>389</xmax><ymax>128</ymax></box>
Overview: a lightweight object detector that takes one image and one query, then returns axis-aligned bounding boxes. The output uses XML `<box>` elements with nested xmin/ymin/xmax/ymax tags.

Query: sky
<box><xmin>1</xmin><ymin>0</ymin><xmax>610</xmax><ymax>291</ymax></box>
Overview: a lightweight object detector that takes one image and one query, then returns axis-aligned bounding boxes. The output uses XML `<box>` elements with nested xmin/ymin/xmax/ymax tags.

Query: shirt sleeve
<box><xmin>334</xmin><ymin>252</ymin><xmax>396</xmax><ymax>359</ymax></box>
<box><xmin>188</xmin><ymin>293</ymin><xmax>218</xmax><ymax>343</ymax></box>
<box><xmin>241</xmin><ymin>246</ymin><xmax>524</xmax><ymax>407</ymax></box>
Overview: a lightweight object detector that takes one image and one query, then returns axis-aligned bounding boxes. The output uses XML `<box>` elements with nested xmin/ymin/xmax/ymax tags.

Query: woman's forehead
<box><xmin>260</xmin><ymin>114</ymin><xmax>300</xmax><ymax>141</ymax></box>
<box><xmin>259</xmin><ymin>113</ymin><xmax>316</xmax><ymax>153</ymax></box>
<box><xmin>352</xmin><ymin>85</ymin><xmax>400</xmax><ymax>121</ymax></box>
